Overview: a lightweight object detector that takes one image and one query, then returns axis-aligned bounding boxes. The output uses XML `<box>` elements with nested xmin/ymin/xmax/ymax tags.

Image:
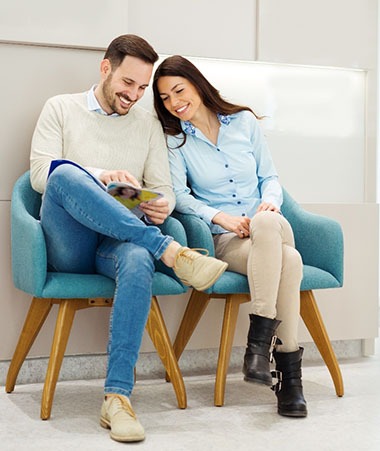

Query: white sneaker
<box><xmin>100</xmin><ymin>394</ymin><xmax>145</xmax><ymax>442</ymax></box>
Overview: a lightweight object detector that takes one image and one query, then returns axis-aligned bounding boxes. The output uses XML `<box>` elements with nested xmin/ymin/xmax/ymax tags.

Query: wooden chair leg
<box><xmin>214</xmin><ymin>293</ymin><xmax>250</xmax><ymax>407</ymax></box>
<box><xmin>145</xmin><ymin>296</ymin><xmax>187</xmax><ymax>409</ymax></box>
<box><xmin>173</xmin><ymin>290</ymin><xmax>211</xmax><ymax>360</ymax></box>
<box><xmin>300</xmin><ymin>290</ymin><xmax>344</xmax><ymax>397</ymax></box>
<box><xmin>165</xmin><ymin>290</ymin><xmax>211</xmax><ymax>382</ymax></box>
<box><xmin>6</xmin><ymin>297</ymin><xmax>53</xmax><ymax>393</ymax></box>
<box><xmin>41</xmin><ymin>299</ymin><xmax>89</xmax><ymax>420</ymax></box>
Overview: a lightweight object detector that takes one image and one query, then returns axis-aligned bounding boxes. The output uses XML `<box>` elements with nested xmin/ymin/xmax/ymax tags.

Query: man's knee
<box><xmin>48</xmin><ymin>164</ymin><xmax>84</xmax><ymax>185</ymax></box>
<box><xmin>118</xmin><ymin>243</ymin><xmax>154</xmax><ymax>272</ymax></box>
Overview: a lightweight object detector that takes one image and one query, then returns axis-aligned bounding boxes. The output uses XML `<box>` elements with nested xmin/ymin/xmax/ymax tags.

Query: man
<box><xmin>30</xmin><ymin>34</ymin><xmax>227</xmax><ymax>443</ymax></box>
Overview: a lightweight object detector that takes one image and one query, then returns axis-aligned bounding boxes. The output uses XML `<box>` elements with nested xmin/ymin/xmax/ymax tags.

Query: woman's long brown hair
<box><xmin>153</xmin><ymin>55</ymin><xmax>260</xmax><ymax>147</ymax></box>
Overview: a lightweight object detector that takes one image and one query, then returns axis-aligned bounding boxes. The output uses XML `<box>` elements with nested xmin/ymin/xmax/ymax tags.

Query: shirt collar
<box><xmin>87</xmin><ymin>85</ymin><xmax>120</xmax><ymax>117</ymax></box>
<box><xmin>181</xmin><ymin>113</ymin><xmax>231</xmax><ymax>135</ymax></box>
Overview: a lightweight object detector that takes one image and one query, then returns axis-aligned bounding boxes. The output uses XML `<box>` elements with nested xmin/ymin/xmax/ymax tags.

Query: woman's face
<box><xmin>157</xmin><ymin>76</ymin><xmax>203</xmax><ymax>122</ymax></box>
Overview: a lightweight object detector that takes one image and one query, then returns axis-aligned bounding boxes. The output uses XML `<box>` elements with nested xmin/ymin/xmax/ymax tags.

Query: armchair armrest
<box><xmin>11</xmin><ymin>172</ymin><xmax>47</xmax><ymax>296</ymax></box>
<box><xmin>155</xmin><ymin>215</ymin><xmax>188</xmax><ymax>279</ymax></box>
<box><xmin>282</xmin><ymin>189</ymin><xmax>344</xmax><ymax>287</ymax></box>
<box><xmin>172</xmin><ymin>211</ymin><xmax>215</xmax><ymax>257</ymax></box>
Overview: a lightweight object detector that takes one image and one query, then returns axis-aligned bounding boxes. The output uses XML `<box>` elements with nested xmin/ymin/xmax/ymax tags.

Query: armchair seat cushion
<box><xmin>206</xmin><ymin>271</ymin><xmax>250</xmax><ymax>294</ymax></box>
<box><xmin>36</xmin><ymin>271</ymin><xmax>186</xmax><ymax>299</ymax></box>
<box><xmin>201</xmin><ymin>265</ymin><xmax>341</xmax><ymax>296</ymax></box>
<box><xmin>41</xmin><ymin>273</ymin><xmax>115</xmax><ymax>298</ymax></box>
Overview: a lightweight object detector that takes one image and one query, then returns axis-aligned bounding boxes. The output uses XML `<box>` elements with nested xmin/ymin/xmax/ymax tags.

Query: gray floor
<box><xmin>1</xmin><ymin>342</ymin><xmax>380</xmax><ymax>451</ymax></box>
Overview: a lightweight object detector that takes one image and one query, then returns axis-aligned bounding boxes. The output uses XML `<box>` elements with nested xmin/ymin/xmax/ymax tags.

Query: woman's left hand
<box><xmin>139</xmin><ymin>198</ymin><xmax>170</xmax><ymax>225</ymax></box>
<box><xmin>212</xmin><ymin>211</ymin><xmax>251</xmax><ymax>238</ymax></box>
<box><xmin>256</xmin><ymin>202</ymin><xmax>280</xmax><ymax>213</ymax></box>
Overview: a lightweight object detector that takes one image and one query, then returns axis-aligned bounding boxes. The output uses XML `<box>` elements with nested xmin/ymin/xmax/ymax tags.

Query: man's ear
<box><xmin>100</xmin><ymin>59</ymin><xmax>112</xmax><ymax>79</ymax></box>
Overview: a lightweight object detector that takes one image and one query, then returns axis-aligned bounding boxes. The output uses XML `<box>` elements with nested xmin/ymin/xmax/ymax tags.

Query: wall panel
<box><xmin>257</xmin><ymin>0</ymin><xmax>377</xmax><ymax>69</ymax></box>
<box><xmin>127</xmin><ymin>0</ymin><xmax>257</xmax><ymax>60</ymax></box>
<box><xmin>0</xmin><ymin>43</ymin><xmax>104</xmax><ymax>200</ymax></box>
<box><xmin>0</xmin><ymin>0</ymin><xmax>128</xmax><ymax>48</ymax></box>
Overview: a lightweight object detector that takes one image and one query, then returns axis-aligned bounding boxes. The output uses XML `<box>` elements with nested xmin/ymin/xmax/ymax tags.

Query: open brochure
<box><xmin>48</xmin><ymin>159</ymin><xmax>162</xmax><ymax>218</ymax></box>
<box><xmin>106</xmin><ymin>181</ymin><xmax>162</xmax><ymax>212</ymax></box>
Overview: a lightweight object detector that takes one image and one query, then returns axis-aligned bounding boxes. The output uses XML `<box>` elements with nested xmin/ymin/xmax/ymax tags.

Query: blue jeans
<box><xmin>40</xmin><ymin>164</ymin><xmax>173</xmax><ymax>397</ymax></box>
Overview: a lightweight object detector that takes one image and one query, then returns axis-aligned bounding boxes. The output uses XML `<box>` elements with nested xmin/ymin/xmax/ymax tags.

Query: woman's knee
<box><xmin>250</xmin><ymin>211</ymin><xmax>282</xmax><ymax>236</ymax></box>
<box><xmin>250</xmin><ymin>211</ymin><xmax>294</xmax><ymax>246</ymax></box>
<box><xmin>283</xmin><ymin>246</ymin><xmax>303</xmax><ymax>282</ymax></box>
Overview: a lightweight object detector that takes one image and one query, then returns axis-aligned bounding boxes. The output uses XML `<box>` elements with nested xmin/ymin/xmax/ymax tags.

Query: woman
<box><xmin>153</xmin><ymin>55</ymin><xmax>307</xmax><ymax>418</ymax></box>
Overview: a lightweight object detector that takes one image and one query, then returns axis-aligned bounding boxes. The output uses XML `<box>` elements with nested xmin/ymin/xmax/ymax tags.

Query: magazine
<box><xmin>106</xmin><ymin>181</ymin><xmax>163</xmax><ymax>215</ymax></box>
<box><xmin>48</xmin><ymin>159</ymin><xmax>162</xmax><ymax>218</ymax></box>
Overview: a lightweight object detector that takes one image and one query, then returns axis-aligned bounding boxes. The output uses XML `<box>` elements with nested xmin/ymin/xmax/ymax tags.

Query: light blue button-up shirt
<box><xmin>167</xmin><ymin>110</ymin><xmax>283</xmax><ymax>234</ymax></box>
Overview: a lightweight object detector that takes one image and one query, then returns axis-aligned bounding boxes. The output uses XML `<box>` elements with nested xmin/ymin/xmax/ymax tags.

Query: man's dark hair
<box><xmin>104</xmin><ymin>34</ymin><xmax>158</xmax><ymax>70</ymax></box>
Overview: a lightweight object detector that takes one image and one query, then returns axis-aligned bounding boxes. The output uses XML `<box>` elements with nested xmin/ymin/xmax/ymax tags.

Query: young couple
<box><xmin>30</xmin><ymin>34</ymin><xmax>306</xmax><ymax>444</ymax></box>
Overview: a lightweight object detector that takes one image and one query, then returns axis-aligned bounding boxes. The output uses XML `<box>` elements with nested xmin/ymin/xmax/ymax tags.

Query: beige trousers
<box><xmin>213</xmin><ymin>211</ymin><xmax>303</xmax><ymax>352</ymax></box>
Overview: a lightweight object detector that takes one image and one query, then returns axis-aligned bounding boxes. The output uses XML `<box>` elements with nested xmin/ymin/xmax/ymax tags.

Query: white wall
<box><xmin>257</xmin><ymin>0</ymin><xmax>377</xmax><ymax>69</ymax></box>
<box><xmin>0</xmin><ymin>0</ymin><xmax>378</xmax><ymax>362</ymax></box>
<box><xmin>127</xmin><ymin>0</ymin><xmax>257</xmax><ymax>60</ymax></box>
<box><xmin>0</xmin><ymin>0</ymin><xmax>128</xmax><ymax>47</ymax></box>
<box><xmin>257</xmin><ymin>0</ymin><xmax>378</xmax><ymax>204</ymax></box>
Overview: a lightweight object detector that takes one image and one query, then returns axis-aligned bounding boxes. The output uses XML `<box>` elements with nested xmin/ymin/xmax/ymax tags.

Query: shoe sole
<box><xmin>100</xmin><ymin>417</ymin><xmax>145</xmax><ymax>442</ymax></box>
<box><xmin>278</xmin><ymin>409</ymin><xmax>308</xmax><ymax>418</ymax></box>
<box><xmin>243</xmin><ymin>375</ymin><xmax>273</xmax><ymax>387</ymax></box>
<box><xmin>189</xmin><ymin>261</ymin><xmax>228</xmax><ymax>291</ymax></box>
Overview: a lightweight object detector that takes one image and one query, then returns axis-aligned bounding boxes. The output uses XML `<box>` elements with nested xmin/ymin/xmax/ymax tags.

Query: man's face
<box><xmin>99</xmin><ymin>55</ymin><xmax>153</xmax><ymax>115</ymax></box>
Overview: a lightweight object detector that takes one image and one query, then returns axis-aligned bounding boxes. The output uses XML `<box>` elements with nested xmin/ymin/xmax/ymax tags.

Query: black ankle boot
<box><xmin>242</xmin><ymin>314</ymin><xmax>281</xmax><ymax>386</ymax></box>
<box><xmin>272</xmin><ymin>347</ymin><xmax>308</xmax><ymax>417</ymax></box>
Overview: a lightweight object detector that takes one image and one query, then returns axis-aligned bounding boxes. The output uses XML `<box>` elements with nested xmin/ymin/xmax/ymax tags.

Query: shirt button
<box><xmin>225</xmin><ymin>164</ymin><xmax>229</xmax><ymax>168</ymax></box>
<box><xmin>232</xmin><ymin>194</ymin><xmax>236</xmax><ymax>198</ymax></box>
<box><xmin>229</xmin><ymin>179</ymin><xmax>233</xmax><ymax>183</ymax></box>
<box><xmin>217</xmin><ymin>148</ymin><xmax>221</xmax><ymax>151</ymax></box>
<box><xmin>242</xmin><ymin>213</ymin><xmax>246</xmax><ymax>216</ymax></box>
<box><xmin>237</xmin><ymin>201</ymin><xmax>241</xmax><ymax>205</ymax></box>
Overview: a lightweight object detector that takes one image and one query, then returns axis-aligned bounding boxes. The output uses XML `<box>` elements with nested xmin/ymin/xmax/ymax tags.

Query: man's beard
<box><xmin>102</xmin><ymin>74</ymin><xmax>134</xmax><ymax>115</ymax></box>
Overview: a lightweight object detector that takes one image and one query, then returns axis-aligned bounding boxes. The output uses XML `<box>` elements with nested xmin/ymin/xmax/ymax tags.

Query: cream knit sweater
<box><xmin>30</xmin><ymin>92</ymin><xmax>175</xmax><ymax>211</ymax></box>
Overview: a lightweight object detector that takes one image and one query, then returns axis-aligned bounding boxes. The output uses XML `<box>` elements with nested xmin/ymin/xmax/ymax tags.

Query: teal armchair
<box><xmin>6</xmin><ymin>171</ymin><xmax>188</xmax><ymax>419</ymax></box>
<box><xmin>170</xmin><ymin>189</ymin><xmax>344</xmax><ymax>406</ymax></box>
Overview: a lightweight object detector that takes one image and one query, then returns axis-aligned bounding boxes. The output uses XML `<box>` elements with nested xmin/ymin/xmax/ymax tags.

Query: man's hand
<box><xmin>100</xmin><ymin>170</ymin><xmax>141</xmax><ymax>188</ymax></box>
<box><xmin>139</xmin><ymin>198</ymin><xmax>170</xmax><ymax>225</ymax></box>
<box><xmin>212</xmin><ymin>211</ymin><xmax>251</xmax><ymax>238</ymax></box>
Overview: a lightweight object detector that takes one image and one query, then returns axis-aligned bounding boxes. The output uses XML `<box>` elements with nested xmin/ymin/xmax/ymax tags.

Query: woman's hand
<box><xmin>256</xmin><ymin>202</ymin><xmax>280</xmax><ymax>213</ymax></box>
<box><xmin>100</xmin><ymin>170</ymin><xmax>141</xmax><ymax>188</ymax></box>
<box><xmin>139</xmin><ymin>197</ymin><xmax>170</xmax><ymax>225</ymax></box>
<box><xmin>212</xmin><ymin>211</ymin><xmax>251</xmax><ymax>238</ymax></box>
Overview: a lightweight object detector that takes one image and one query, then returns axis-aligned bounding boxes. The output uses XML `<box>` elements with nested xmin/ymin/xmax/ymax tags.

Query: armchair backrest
<box><xmin>172</xmin><ymin>211</ymin><xmax>215</xmax><ymax>257</ymax></box>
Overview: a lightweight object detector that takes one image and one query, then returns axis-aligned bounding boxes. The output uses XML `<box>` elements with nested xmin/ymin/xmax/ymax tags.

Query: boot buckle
<box><xmin>271</xmin><ymin>370</ymin><xmax>282</xmax><ymax>393</ymax></box>
<box><xmin>269</xmin><ymin>335</ymin><xmax>278</xmax><ymax>362</ymax></box>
